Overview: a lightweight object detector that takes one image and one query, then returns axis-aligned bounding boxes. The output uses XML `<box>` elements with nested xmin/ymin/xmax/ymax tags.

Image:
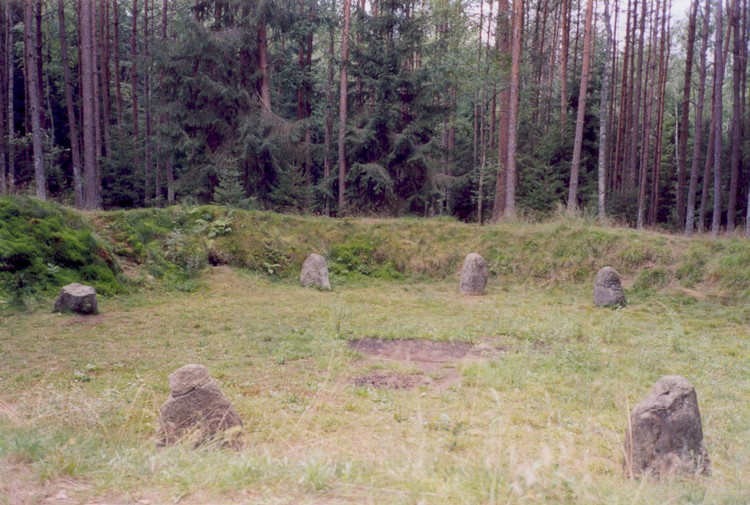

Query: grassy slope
<box><xmin>1</xmin><ymin>201</ymin><xmax>749</xmax><ymax>504</ymax></box>
<box><xmin>94</xmin><ymin>204</ymin><xmax>750</xmax><ymax>300</ymax></box>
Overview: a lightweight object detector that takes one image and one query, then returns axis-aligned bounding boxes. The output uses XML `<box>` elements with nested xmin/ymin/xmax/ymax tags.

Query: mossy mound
<box><xmin>0</xmin><ymin>197</ymin><xmax>121</xmax><ymax>304</ymax></box>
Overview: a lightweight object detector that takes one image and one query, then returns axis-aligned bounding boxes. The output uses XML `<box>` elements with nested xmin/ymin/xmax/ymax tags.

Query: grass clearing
<box><xmin>2</xmin><ymin>266</ymin><xmax>749</xmax><ymax>504</ymax></box>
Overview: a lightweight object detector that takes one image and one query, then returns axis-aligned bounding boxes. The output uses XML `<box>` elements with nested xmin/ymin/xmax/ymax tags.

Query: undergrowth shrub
<box><xmin>0</xmin><ymin>197</ymin><xmax>121</xmax><ymax>305</ymax></box>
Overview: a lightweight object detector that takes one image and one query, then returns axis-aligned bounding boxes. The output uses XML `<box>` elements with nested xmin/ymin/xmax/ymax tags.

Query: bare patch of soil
<box><xmin>348</xmin><ymin>338</ymin><xmax>506</xmax><ymax>390</ymax></box>
<box><xmin>61</xmin><ymin>314</ymin><xmax>107</xmax><ymax>326</ymax></box>
<box><xmin>353</xmin><ymin>371</ymin><xmax>422</xmax><ymax>389</ymax></box>
<box><xmin>0</xmin><ymin>461</ymin><xmax>89</xmax><ymax>505</ymax></box>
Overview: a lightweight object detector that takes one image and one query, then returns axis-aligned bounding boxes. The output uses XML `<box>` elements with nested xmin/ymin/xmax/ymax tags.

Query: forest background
<box><xmin>0</xmin><ymin>0</ymin><xmax>747</xmax><ymax>235</ymax></box>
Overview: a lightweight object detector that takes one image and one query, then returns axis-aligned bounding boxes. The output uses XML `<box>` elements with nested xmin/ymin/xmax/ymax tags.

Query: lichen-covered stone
<box><xmin>624</xmin><ymin>375</ymin><xmax>710</xmax><ymax>477</ymax></box>
<box><xmin>53</xmin><ymin>283</ymin><xmax>98</xmax><ymax>315</ymax></box>
<box><xmin>460</xmin><ymin>253</ymin><xmax>488</xmax><ymax>295</ymax></box>
<box><xmin>158</xmin><ymin>364</ymin><xmax>243</xmax><ymax>449</ymax></box>
<box><xmin>594</xmin><ymin>266</ymin><xmax>626</xmax><ymax>307</ymax></box>
<box><xmin>300</xmin><ymin>253</ymin><xmax>331</xmax><ymax>290</ymax></box>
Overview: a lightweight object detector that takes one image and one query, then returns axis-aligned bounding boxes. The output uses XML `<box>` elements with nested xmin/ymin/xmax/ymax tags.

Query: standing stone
<box><xmin>594</xmin><ymin>266</ymin><xmax>626</xmax><ymax>307</ymax></box>
<box><xmin>624</xmin><ymin>375</ymin><xmax>710</xmax><ymax>477</ymax></box>
<box><xmin>460</xmin><ymin>253</ymin><xmax>488</xmax><ymax>295</ymax></box>
<box><xmin>300</xmin><ymin>253</ymin><xmax>331</xmax><ymax>290</ymax></box>
<box><xmin>158</xmin><ymin>364</ymin><xmax>243</xmax><ymax>449</ymax></box>
<box><xmin>53</xmin><ymin>283</ymin><xmax>98</xmax><ymax>315</ymax></box>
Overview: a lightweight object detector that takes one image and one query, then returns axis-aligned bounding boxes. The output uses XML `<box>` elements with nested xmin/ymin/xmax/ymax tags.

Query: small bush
<box><xmin>0</xmin><ymin>197</ymin><xmax>121</xmax><ymax>303</ymax></box>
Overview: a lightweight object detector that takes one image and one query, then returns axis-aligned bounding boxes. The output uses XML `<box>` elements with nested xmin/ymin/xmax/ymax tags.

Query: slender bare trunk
<box><xmin>58</xmin><ymin>0</ymin><xmax>83</xmax><ymax>207</ymax></box>
<box><xmin>491</xmin><ymin>0</ymin><xmax>510</xmax><ymax>223</ymax></box>
<box><xmin>711</xmin><ymin>0</ymin><xmax>725</xmax><ymax>237</ymax></box>
<box><xmin>131</xmin><ymin>0</ymin><xmax>139</xmax><ymax>173</ymax></box>
<box><xmin>81</xmin><ymin>0</ymin><xmax>100</xmax><ymax>209</ymax></box>
<box><xmin>727</xmin><ymin>0</ymin><xmax>742</xmax><ymax>231</ymax></box>
<box><xmin>597</xmin><ymin>0</ymin><xmax>613</xmax><ymax>219</ymax></box>
<box><xmin>559</xmin><ymin>0</ymin><xmax>570</xmax><ymax>134</ymax></box>
<box><xmin>258</xmin><ymin>20</ymin><xmax>270</xmax><ymax>110</ymax></box>
<box><xmin>566</xmin><ymin>0</ymin><xmax>594</xmax><ymax>212</ymax></box>
<box><xmin>5</xmin><ymin>2</ymin><xmax>13</xmax><ymax>194</ymax></box>
<box><xmin>687</xmin><ymin>0</ymin><xmax>711</xmax><ymax>235</ymax></box>
<box><xmin>677</xmin><ymin>0</ymin><xmax>698</xmax><ymax>225</ymax></box>
<box><xmin>144</xmin><ymin>0</ymin><xmax>152</xmax><ymax>203</ymax></box>
<box><xmin>24</xmin><ymin>1</ymin><xmax>45</xmax><ymax>199</ymax></box>
<box><xmin>323</xmin><ymin>0</ymin><xmax>335</xmax><ymax>216</ymax></box>
<box><xmin>338</xmin><ymin>0</ymin><xmax>351</xmax><ymax>212</ymax></box>
<box><xmin>113</xmin><ymin>0</ymin><xmax>123</xmax><ymax>126</ymax></box>
<box><xmin>505</xmin><ymin>0</ymin><xmax>523</xmax><ymax>218</ymax></box>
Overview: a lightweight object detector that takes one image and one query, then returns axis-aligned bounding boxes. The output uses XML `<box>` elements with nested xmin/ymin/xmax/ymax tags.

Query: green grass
<box><xmin>2</xmin><ymin>200</ymin><xmax>750</xmax><ymax>502</ymax></box>
<box><xmin>1</xmin><ymin>267</ymin><xmax>749</xmax><ymax>504</ymax></box>
<box><xmin>0</xmin><ymin>197</ymin><xmax>120</xmax><ymax>306</ymax></box>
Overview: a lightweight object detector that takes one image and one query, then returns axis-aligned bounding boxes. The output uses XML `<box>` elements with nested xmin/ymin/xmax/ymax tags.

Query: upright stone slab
<box><xmin>53</xmin><ymin>283</ymin><xmax>98</xmax><ymax>315</ymax></box>
<box><xmin>158</xmin><ymin>364</ymin><xmax>243</xmax><ymax>449</ymax></box>
<box><xmin>624</xmin><ymin>375</ymin><xmax>710</xmax><ymax>477</ymax></box>
<box><xmin>460</xmin><ymin>253</ymin><xmax>488</xmax><ymax>295</ymax></box>
<box><xmin>300</xmin><ymin>253</ymin><xmax>331</xmax><ymax>290</ymax></box>
<box><xmin>594</xmin><ymin>266</ymin><xmax>626</xmax><ymax>307</ymax></box>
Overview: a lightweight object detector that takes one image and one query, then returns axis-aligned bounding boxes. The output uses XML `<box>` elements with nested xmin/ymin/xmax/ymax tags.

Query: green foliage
<box><xmin>99</xmin><ymin>205</ymin><xmax>237</xmax><ymax>290</ymax></box>
<box><xmin>633</xmin><ymin>267</ymin><xmax>671</xmax><ymax>292</ymax></box>
<box><xmin>329</xmin><ymin>238</ymin><xmax>402</xmax><ymax>280</ymax></box>
<box><xmin>0</xmin><ymin>197</ymin><xmax>121</xmax><ymax>305</ymax></box>
<box><xmin>213</xmin><ymin>160</ymin><xmax>256</xmax><ymax>210</ymax></box>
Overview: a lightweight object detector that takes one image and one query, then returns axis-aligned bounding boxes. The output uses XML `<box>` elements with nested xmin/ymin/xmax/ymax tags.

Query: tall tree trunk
<box><xmin>636</xmin><ymin>2</ymin><xmax>656</xmax><ymax>229</ymax></box>
<box><xmin>504</xmin><ymin>0</ymin><xmax>523</xmax><ymax>218</ymax></box>
<box><xmin>559</xmin><ymin>0</ymin><xmax>569</xmax><ymax>134</ymax></box>
<box><xmin>648</xmin><ymin>0</ymin><xmax>669</xmax><ymax>226</ymax></box>
<box><xmin>113</xmin><ymin>0</ymin><xmax>123</xmax><ymax>126</ymax></box>
<box><xmin>566</xmin><ymin>0</ymin><xmax>594</xmax><ymax>212</ymax></box>
<box><xmin>34</xmin><ymin>0</ymin><xmax>45</xmax><ymax>130</ymax></box>
<box><xmin>612</xmin><ymin>0</ymin><xmax>633</xmax><ymax>194</ymax></box>
<box><xmin>597</xmin><ymin>0</ymin><xmax>613</xmax><ymax>219</ymax></box>
<box><xmin>58</xmin><ymin>0</ymin><xmax>83</xmax><ymax>208</ymax></box>
<box><xmin>92</xmin><ymin>3</ymin><xmax>102</xmax><ymax>178</ymax></box>
<box><xmin>24</xmin><ymin>1</ymin><xmax>45</xmax><ymax>200</ymax></box>
<box><xmin>144</xmin><ymin>0</ymin><xmax>152</xmax><ymax>203</ymax></box>
<box><xmin>6</xmin><ymin>1</ymin><xmax>13</xmax><ymax>194</ymax></box>
<box><xmin>676</xmin><ymin>0</ymin><xmax>698</xmax><ymax>226</ymax></box>
<box><xmin>99</xmin><ymin>0</ymin><xmax>112</xmax><ymax>158</ymax></box>
<box><xmin>0</xmin><ymin>4</ymin><xmax>6</xmax><ymax>195</ymax></box>
<box><xmin>491</xmin><ymin>0</ymin><xmax>511</xmax><ymax>223</ymax></box>
<box><xmin>686</xmin><ymin>0</ymin><xmax>711</xmax><ymax>235</ymax></box>
<box><xmin>727</xmin><ymin>0</ymin><xmax>742</xmax><ymax>231</ymax></box>
<box><xmin>131</xmin><ymin>0</ymin><xmax>139</xmax><ymax>173</ymax></box>
<box><xmin>323</xmin><ymin>0</ymin><xmax>335</xmax><ymax>216</ymax></box>
<box><xmin>258</xmin><ymin>18</ymin><xmax>270</xmax><ymax>110</ymax></box>
<box><xmin>338</xmin><ymin>0</ymin><xmax>351</xmax><ymax>212</ymax></box>
<box><xmin>81</xmin><ymin>0</ymin><xmax>99</xmax><ymax>209</ymax></box>
<box><xmin>699</xmin><ymin>105</ymin><xmax>715</xmax><ymax>233</ymax></box>
<box><xmin>711</xmin><ymin>0</ymin><xmax>725</xmax><ymax>237</ymax></box>
<box><xmin>627</xmin><ymin>0</ymin><xmax>647</xmax><ymax>191</ymax></box>
<box><xmin>161</xmin><ymin>0</ymin><xmax>173</xmax><ymax>204</ymax></box>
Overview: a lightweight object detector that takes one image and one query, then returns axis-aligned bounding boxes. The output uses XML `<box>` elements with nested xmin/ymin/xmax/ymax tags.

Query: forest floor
<box><xmin>1</xmin><ymin>265</ymin><xmax>749</xmax><ymax>504</ymax></box>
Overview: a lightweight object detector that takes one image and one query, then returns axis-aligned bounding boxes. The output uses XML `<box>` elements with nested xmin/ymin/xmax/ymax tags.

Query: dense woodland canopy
<box><xmin>0</xmin><ymin>0</ymin><xmax>748</xmax><ymax>233</ymax></box>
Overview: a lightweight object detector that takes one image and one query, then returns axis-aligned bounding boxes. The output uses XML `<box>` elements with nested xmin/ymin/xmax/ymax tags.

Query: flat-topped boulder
<box><xmin>53</xmin><ymin>283</ymin><xmax>98</xmax><ymax>315</ymax></box>
<box><xmin>624</xmin><ymin>375</ymin><xmax>710</xmax><ymax>477</ymax></box>
<box><xmin>460</xmin><ymin>253</ymin><xmax>488</xmax><ymax>295</ymax></box>
<box><xmin>158</xmin><ymin>364</ymin><xmax>243</xmax><ymax>449</ymax></box>
<box><xmin>300</xmin><ymin>253</ymin><xmax>331</xmax><ymax>290</ymax></box>
<box><xmin>594</xmin><ymin>266</ymin><xmax>626</xmax><ymax>307</ymax></box>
